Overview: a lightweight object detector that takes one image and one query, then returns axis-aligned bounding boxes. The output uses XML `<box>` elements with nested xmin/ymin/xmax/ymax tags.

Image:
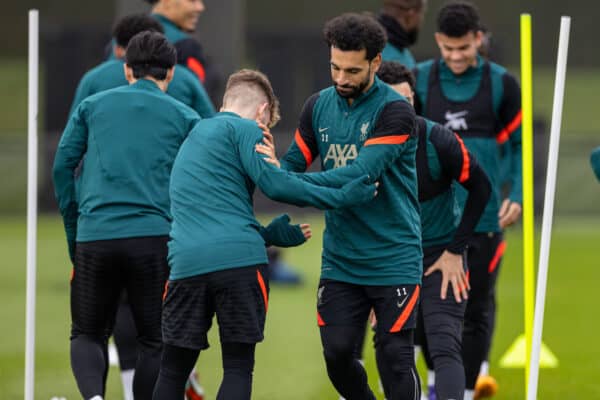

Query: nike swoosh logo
<box><xmin>318</xmin><ymin>127</ymin><xmax>329</xmax><ymax>133</ymax></box>
<box><xmin>445</xmin><ymin>110</ymin><xmax>469</xmax><ymax>120</ymax></box>
<box><xmin>397</xmin><ymin>296</ymin><xmax>409</xmax><ymax>308</ymax></box>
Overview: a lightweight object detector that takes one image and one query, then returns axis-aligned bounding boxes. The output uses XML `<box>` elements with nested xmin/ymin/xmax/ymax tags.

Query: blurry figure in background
<box><xmin>377</xmin><ymin>60</ymin><xmax>491</xmax><ymax>400</ymax></box>
<box><xmin>413</xmin><ymin>2</ymin><xmax>523</xmax><ymax>399</ymax></box>
<box><xmin>143</xmin><ymin>0</ymin><xmax>221</xmax><ymax>99</ymax></box>
<box><xmin>267</xmin><ymin>247</ymin><xmax>303</xmax><ymax>284</ymax></box>
<box><xmin>54</xmin><ymin>31</ymin><xmax>199</xmax><ymax>400</ymax></box>
<box><xmin>591</xmin><ymin>146</ymin><xmax>600</xmax><ymax>182</ymax></box>
<box><xmin>378</xmin><ymin>0</ymin><xmax>427</xmax><ymax>68</ymax></box>
<box><xmin>74</xmin><ymin>13</ymin><xmax>215</xmax><ymax>118</ymax></box>
<box><xmin>69</xmin><ymin>14</ymin><xmax>214</xmax><ymax>400</ymax></box>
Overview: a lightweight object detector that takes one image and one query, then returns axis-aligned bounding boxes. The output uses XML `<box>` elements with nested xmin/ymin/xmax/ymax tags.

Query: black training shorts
<box><xmin>162</xmin><ymin>264</ymin><xmax>269</xmax><ymax>350</ymax></box>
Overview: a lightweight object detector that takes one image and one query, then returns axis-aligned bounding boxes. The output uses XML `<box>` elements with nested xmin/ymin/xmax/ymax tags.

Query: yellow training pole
<box><xmin>520</xmin><ymin>13</ymin><xmax>535</xmax><ymax>397</ymax></box>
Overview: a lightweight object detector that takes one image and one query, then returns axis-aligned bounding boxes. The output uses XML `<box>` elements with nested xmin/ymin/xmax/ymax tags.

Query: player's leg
<box><xmin>462</xmin><ymin>233</ymin><xmax>504</xmax><ymax>395</ymax></box>
<box><xmin>213</xmin><ymin>264</ymin><xmax>269</xmax><ymax>400</ymax></box>
<box><xmin>155</xmin><ymin>272</ymin><xmax>214</xmax><ymax>398</ymax></box>
<box><xmin>421</xmin><ymin>267</ymin><xmax>467</xmax><ymax>400</ymax></box>
<box><xmin>318</xmin><ymin>280</ymin><xmax>375</xmax><ymax>400</ymax></box>
<box><xmin>415</xmin><ymin>300</ymin><xmax>436</xmax><ymax>400</ymax></box>
<box><xmin>70</xmin><ymin>240</ymin><xmax>123</xmax><ymax>399</ymax></box>
<box><xmin>153</xmin><ymin>344</ymin><xmax>201</xmax><ymax>400</ymax></box>
<box><xmin>371</xmin><ymin>284</ymin><xmax>421</xmax><ymax>400</ymax></box>
<box><xmin>112</xmin><ymin>291</ymin><xmax>138</xmax><ymax>400</ymax></box>
<box><xmin>124</xmin><ymin>236</ymin><xmax>169</xmax><ymax>399</ymax></box>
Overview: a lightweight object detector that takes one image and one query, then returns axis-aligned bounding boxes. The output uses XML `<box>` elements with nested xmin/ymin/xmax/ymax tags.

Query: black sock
<box><xmin>216</xmin><ymin>342</ymin><xmax>256</xmax><ymax>400</ymax></box>
<box><xmin>152</xmin><ymin>344</ymin><xmax>199</xmax><ymax>400</ymax></box>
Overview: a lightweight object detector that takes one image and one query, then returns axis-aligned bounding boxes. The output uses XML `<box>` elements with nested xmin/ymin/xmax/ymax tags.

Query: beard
<box><xmin>334</xmin><ymin>67</ymin><xmax>372</xmax><ymax>99</ymax></box>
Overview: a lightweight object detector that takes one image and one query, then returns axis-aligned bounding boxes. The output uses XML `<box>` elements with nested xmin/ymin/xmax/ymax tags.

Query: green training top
<box><xmin>280</xmin><ymin>77</ymin><xmax>422</xmax><ymax>286</ymax></box>
<box><xmin>167</xmin><ymin>112</ymin><xmax>373</xmax><ymax>280</ymax></box>
<box><xmin>53</xmin><ymin>79</ymin><xmax>200</xmax><ymax>259</ymax></box>
<box><xmin>414</xmin><ymin>56</ymin><xmax>522</xmax><ymax>233</ymax></box>
<box><xmin>69</xmin><ymin>59</ymin><xmax>215</xmax><ymax>118</ymax></box>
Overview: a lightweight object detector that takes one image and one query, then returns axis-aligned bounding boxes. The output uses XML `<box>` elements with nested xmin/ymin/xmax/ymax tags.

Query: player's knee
<box><xmin>321</xmin><ymin>330</ymin><xmax>356</xmax><ymax>365</ymax></box>
<box><xmin>376</xmin><ymin>331</ymin><xmax>414</xmax><ymax>374</ymax></box>
<box><xmin>222</xmin><ymin>342</ymin><xmax>256</xmax><ymax>373</ymax></box>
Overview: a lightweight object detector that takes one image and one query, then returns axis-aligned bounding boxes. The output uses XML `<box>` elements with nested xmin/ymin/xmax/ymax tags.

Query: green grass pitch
<box><xmin>1</xmin><ymin>214</ymin><xmax>600</xmax><ymax>399</ymax></box>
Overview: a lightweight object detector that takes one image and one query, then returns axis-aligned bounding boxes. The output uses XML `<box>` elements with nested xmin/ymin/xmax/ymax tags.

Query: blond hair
<box><xmin>223</xmin><ymin>69</ymin><xmax>281</xmax><ymax>128</ymax></box>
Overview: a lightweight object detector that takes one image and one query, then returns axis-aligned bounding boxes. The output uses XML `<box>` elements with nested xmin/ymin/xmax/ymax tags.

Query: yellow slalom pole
<box><xmin>520</xmin><ymin>13</ymin><xmax>535</xmax><ymax>397</ymax></box>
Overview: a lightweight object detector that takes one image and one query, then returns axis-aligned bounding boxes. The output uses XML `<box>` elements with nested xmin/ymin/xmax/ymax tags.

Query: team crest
<box><xmin>359</xmin><ymin>122</ymin><xmax>370</xmax><ymax>141</ymax></box>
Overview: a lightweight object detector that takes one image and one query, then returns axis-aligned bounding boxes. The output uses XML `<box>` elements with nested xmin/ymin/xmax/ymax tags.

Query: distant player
<box><xmin>152</xmin><ymin>69</ymin><xmax>378</xmax><ymax>400</ymax></box>
<box><xmin>377</xmin><ymin>60</ymin><xmax>491</xmax><ymax>400</ymax></box>
<box><xmin>378</xmin><ymin>0</ymin><xmax>427</xmax><ymax>69</ymax></box>
<box><xmin>258</xmin><ymin>13</ymin><xmax>422</xmax><ymax>400</ymax></box>
<box><xmin>413</xmin><ymin>2</ymin><xmax>523</xmax><ymax>399</ymax></box>
<box><xmin>53</xmin><ymin>32</ymin><xmax>198</xmax><ymax>400</ymax></box>
<box><xmin>74</xmin><ymin>13</ymin><xmax>214</xmax><ymax>118</ymax></box>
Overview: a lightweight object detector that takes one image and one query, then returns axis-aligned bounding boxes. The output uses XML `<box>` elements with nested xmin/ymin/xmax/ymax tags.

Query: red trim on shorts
<box><xmin>488</xmin><ymin>241</ymin><xmax>507</xmax><ymax>273</ymax></box>
<box><xmin>454</xmin><ymin>133</ymin><xmax>471</xmax><ymax>183</ymax></box>
<box><xmin>389</xmin><ymin>285</ymin><xmax>420</xmax><ymax>333</ymax></box>
<box><xmin>294</xmin><ymin>129</ymin><xmax>314</xmax><ymax>167</ymax></box>
<box><xmin>162</xmin><ymin>281</ymin><xmax>169</xmax><ymax>301</ymax></box>
<box><xmin>364</xmin><ymin>134</ymin><xmax>410</xmax><ymax>146</ymax></box>
<box><xmin>257</xmin><ymin>269</ymin><xmax>268</xmax><ymax>312</ymax></box>
<box><xmin>317</xmin><ymin>311</ymin><xmax>326</xmax><ymax>327</ymax></box>
<box><xmin>496</xmin><ymin>110</ymin><xmax>522</xmax><ymax>144</ymax></box>
<box><xmin>70</xmin><ymin>268</ymin><xmax>74</xmax><ymax>283</ymax></box>
<box><xmin>186</xmin><ymin>57</ymin><xmax>206</xmax><ymax>83</ymax></box>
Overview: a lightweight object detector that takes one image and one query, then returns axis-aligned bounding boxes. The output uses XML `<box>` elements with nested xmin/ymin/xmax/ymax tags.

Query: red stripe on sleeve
<box><xmin>454</xmin><ymin>133</ymin><xmax>471</xmax><ymax>183</ymax></box>
<box><xmin>186</xmin><ymin>57</ymin><xmax>206</xmax><ymax>83</ymax></box>
<box><xmin>364</xmin><ymin>134</ymin><xmax>410</xmax><ymax>146</ymax></box>
<box><xmin>496</xmin><ymin>110</ymin><xmax>522</xmax><ymax>144</ymax></box>
<box><xmin>389</xmin><ymin>285</ymin><xmax>420</xmax><ymax>333</ymax></box>
<box><xmin>294</xmin><ymin>129</ymin><xmax>314</xmax><ymax>167</ymax></box>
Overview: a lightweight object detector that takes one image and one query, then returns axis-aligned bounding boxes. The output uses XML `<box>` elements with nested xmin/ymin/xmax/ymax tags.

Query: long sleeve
<box><xmin>52</xmin><ymin>103</ymin><xmax>90</xmax><ymax>260</ymax></box>
<box><xmin>430</xmin><ymin>124</ymin><xmax>491</xmax><ymax>254</ymax></box>
<box><xmin>190</xmin><ymin>71</ymin><xmax>216</xmax><ymax>118</ymax></box>
<box><xmin>280</xmin><ymin>93</ymin><xmax>320</xmax><ymax>172</ymax></box>
<box><xmin>68</xmin><ymin>72</ymin><xmax>93</xmax><ymax>118</ymax></box>
<box><xmin>296</xmin><ymin>100</ymin><xmax>416</xmax><ymax>188</ymax></box>
<box><xmin>238</xmin><ymin>124</ymin><xmax>371</xmax><ymax>210</ymax></box>
<box><xmin>497</xmin><ymin>73</ymin><xmax>523</xmax><ymax>204</ymax></box>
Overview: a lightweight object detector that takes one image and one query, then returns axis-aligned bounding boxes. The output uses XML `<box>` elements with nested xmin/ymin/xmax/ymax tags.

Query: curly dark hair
<box><xmin>113</xmin><ymin>14</ymin><xmax>164</xmax><ymax>48</ymax></box>
<box><xmin>437</xmin><ymin>1</ymin><xmax>480</xmax><ymax>37</ymax></box>
<box><xmin>376</xmin><ymin>61</ymin><xmax>416</xmax><ymax>91</ymax></box>
<box><xmin>323</xmin><ymin>13</ymin><xmax>387</xmax><ymax>61</ymax></box>
<box><xmin>125</xmin><ymin>31</ymin><xmax>177</xmax><ymax>80</ymax></box>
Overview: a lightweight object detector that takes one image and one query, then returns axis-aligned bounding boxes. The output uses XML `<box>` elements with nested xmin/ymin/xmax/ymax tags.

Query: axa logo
<box><xmin>323</xmin><ymin>143</ymin><xmax>358</xmax><ymax>168</ymax></box>
<box><xmin>444</xmin><ymin>110</ymin><xmax>469</xmax><ymax>131</ymax></box>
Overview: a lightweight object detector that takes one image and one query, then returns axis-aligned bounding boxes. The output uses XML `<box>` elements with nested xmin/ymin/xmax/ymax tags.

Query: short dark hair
<box><xmin>223</xmin><ymin>69</ymin><xmax>281</xmax><ymax>128</ymax></box>
<box><xmin>113</xmin><ymin>13</ymin><xmax>164</xmax><ymax>48</ymax></box>
<box><xmin>437</xmin><ymin>1</ymin><xmax>481</xmax><ymax>37</ymax></box>
<box><xmin>323</xmin><ymin>13</ymin><xmax>387</xmax><ymax>61</ymax></box>
<box><xmin>377</xmin><ymin>61</ymin><xmax>416</xmax><ymax>91</ymax></box>
<box><xmin>125</xmin><ymin>31</ymin><xmax>177</xmax><ymax>80</ymax></box>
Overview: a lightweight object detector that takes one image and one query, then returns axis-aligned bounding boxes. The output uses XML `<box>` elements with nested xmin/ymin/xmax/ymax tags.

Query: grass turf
<box><xmin>1</xmin><ymin>214</ymin><xmax>600</xmax><ymax>399</ymax></box>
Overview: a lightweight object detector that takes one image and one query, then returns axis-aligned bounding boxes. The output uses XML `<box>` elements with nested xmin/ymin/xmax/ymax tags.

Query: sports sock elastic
<box><xmin>120</xmin><ymin>369</ymin><xmax>134</xmax><ymax>400</ymax></box>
